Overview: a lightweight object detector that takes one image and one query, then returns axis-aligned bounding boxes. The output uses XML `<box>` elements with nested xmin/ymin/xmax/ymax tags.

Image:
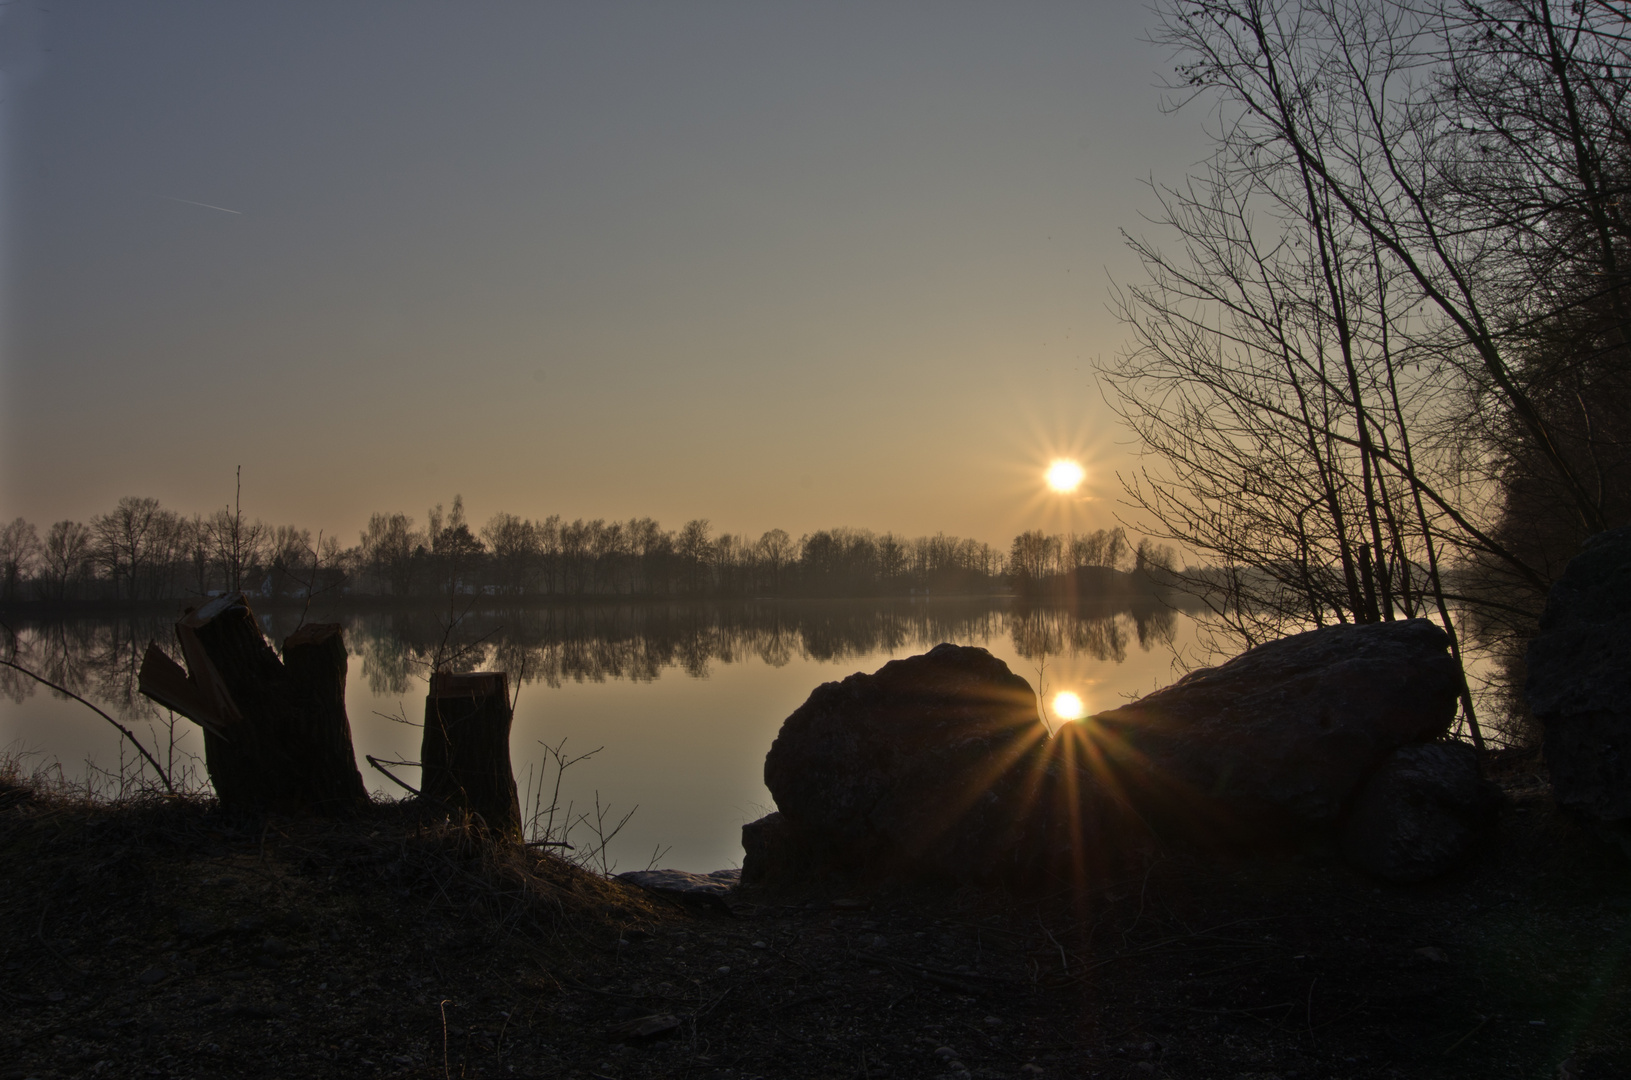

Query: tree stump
<box><xmin>279</xmin><ymin>622</ymin><xmax>370</xmax><ymax>810</ymax></box>
<box><xmin>137</xmin><ymin>594</ymin><xmax>368</xmax><ymax>816</ymax></box>
<box><xmin>420</xmin><ymin>671</ymin><xmax>522</xmax><ymax>840</ymax></box>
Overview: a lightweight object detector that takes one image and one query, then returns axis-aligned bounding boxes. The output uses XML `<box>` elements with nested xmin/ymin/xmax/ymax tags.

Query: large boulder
<box><xmin>1087</xmin><ymin>619</ymin><xmax>1461</xmax><ymax>836</ymax></box>
<box><xmin>757</xmin><ymin>643</ymin><xmax>1049</xmax><ymax>882</ymax></box>
<box><xmin>1341</xmin><ymin>742</ymin><xmax>1500</xmax><ymax>882</ymax></box>
<box><xmin>745</xmin><ymin>622</ymin><xmax>1475</xmax><ymax>888</ymax></box>
<box><xmin>1527</xmin><ymin>526</ymin><xmax>1631</xmax><ymax>822</ymax></box>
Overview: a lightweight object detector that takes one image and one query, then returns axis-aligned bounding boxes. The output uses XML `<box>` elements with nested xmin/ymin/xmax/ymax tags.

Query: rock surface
<box><xmin>1341</xmin><ymin>742</ymin><xmax>1500</xmax><ymax>882</ymax></box>
<box><xmin>1526</xmin><ymin>526</ymin><xmax>1631</xmax><ymax>822</ymax></box>
<box><xmin>760</xmin><ymin>643</ymin><xmax>1048</xmax><ymax>881</ymax></box>
<box><xmin>615</xmin><ymin>869</ymin><xmax>741</xmax><ymax>898</ymax></box>
<box><xmin>740</xmin><ymin>812</ymin><xmax>800</xmax><ymax>885</ymax></box>
<box><xmin>1088</xmin><ymin>618</ymin><xmax>1460</xmax><ymax>834</ymax></box>
<box><xmin>749</xmin><ymin>622</ymin><xmax>1474</xmax><ymax>885</ymax></box>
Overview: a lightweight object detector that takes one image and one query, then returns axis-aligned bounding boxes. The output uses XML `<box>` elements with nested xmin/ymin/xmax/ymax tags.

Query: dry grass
<box><xmin>1</xmin><ymin>750</ymin><xmax>1629</xmax><ymax>1080</ymax></box>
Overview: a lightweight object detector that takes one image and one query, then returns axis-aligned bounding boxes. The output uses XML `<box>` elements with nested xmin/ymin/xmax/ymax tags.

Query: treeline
<box><xmin>0</xmin><ymin>495</ymin><xmax>1154</xmax><ymax>604</ymax></box>
<box><xmin>1006</xmin><ymin>527</ymin><xmax>1177</xmax><ymax>595</ymax></box>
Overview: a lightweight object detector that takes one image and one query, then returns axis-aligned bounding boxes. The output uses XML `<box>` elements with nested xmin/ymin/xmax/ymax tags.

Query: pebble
<box><xmin>716</xmin><ymin>966</ymin><xmax>731</xmax><ymax>975</ymax></box>
<box><xmin>135</xmin><ymin>966</ymin><xmax>169</xmax><ymax>986</ymax></box>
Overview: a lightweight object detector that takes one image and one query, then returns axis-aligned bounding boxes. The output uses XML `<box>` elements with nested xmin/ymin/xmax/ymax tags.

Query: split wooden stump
<box><xmin>138</xmin><ymin>593</ymin><xmax>368</xmax><ymax>816</ymax></box>
<box><xmin>138</xmin><ymin>593</ymin><xmax>525</xmax><ymax>840</ymax></box>
<box><xmin>421</xmin><ymin>671</ymin><xmax>523</xmax><ymax>840</ymax></box>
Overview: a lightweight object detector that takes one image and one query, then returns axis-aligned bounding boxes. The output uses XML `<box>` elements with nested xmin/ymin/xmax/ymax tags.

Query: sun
<box><xmin>1045</xmin><ymin>459</ymin><xmax>1085</xmax><ymax>493</ymax></box>
<box><xmin>1051</xmin><ymin>691</ymin><xmax>1086</xmax><ymax>720</ymax></box>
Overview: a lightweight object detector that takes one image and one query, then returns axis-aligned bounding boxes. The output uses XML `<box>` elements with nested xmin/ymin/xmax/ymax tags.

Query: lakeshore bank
<box><xmin>1</xmin><ymin>749</ymin><xmax>1626</xmax><ymax>1080</ymax></box>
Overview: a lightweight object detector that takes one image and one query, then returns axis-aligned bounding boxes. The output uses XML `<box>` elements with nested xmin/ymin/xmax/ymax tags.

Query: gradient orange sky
<box><xmin>0</xmin><ymin>2</ymin><xmax>1207</xmax><ymax>546</ymax></box>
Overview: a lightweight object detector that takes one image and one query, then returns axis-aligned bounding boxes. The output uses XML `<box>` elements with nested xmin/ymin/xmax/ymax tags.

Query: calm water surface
<box><xmin>0</xmin><ymin>598</ymin><xmax>1195</xmax><ymax>871</ymax></box>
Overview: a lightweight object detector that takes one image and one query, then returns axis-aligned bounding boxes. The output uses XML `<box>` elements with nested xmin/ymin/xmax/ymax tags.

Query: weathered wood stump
<box><xmin>420</xmin><ymin>671</ymin><xmax>522</xmax><ymax>840</ymax></box>
<box><xmin>277</xmin><ymin>622</ymin><xmax>370</xmax><ymax>810</ymax></box>
<box><xmin>137</xmin><ymin>594</ymin><xmax>369</xmax><ymax>816</ymax></box>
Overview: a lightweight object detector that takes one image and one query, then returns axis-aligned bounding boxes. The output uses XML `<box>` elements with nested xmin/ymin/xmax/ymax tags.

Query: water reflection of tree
<box><xmin>3</xmin><ymin>600</ymin><xmax>1186</xmax><ymax>714</ymax></box>
<box><xmin>2</xmin><ymin>616</ymin><xmax>175</xmax><ymax>722</ymax></box>
<box><xmin>1009</xmin><ymin>600</ymin><xmax>1178</xmax><ymax>665</ymax></box>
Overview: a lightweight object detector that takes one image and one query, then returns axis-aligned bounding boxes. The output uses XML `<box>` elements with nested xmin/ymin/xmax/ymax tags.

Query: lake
<box><xmin>0</xmin><ymin>597</ymin><xmax>1196</xmax><ymax>872</ymax></box>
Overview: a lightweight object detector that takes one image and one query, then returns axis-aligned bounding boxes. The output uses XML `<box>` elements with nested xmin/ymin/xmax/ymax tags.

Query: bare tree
<box><xmin>0</xmin><ymin>518</ymin><xmax>41</xmax><ymax>601</ymax></box>
<box><xmin>676</xmin><ymin>519</ymin><xmax>712</xmax><ymax>595</ymax></box>
<box><xmin>626</xmin><ymin>517</ymin><xmax>668</xmax><ymax>595</ymax></box>
<box><xmin>481</xmin><ymin>511</ymin><xmax>539</xmax><ymax>595</ymax></box>
<box><xmin>1008</xmin><ymin>531</ymin><xmax>1062</xmax><ymax>592</ymax></box>
<box><xmin>754</xmin><ymin>529</ymin><xmax>797</xmax><ymax>596</ymax></box>
<box><xmin>91</xmin><ymin>496</ymin><xmax>169</xmax><ymax>600</ymax></box>
<box><xmin>427</xmin><ymin>494</ymin><xmax>484</xmax><ymax>594</ymax></box>
<box><xmin>207</xmin><ymin>469</ymin><xmax>266</xmax><ymax>594</ymax></box>
<box><xmin>1105</xmin><ymin>0</ymin><xmax>1630</xmax><ymax>744</ymax></box>
<box><xmin>359</xmin><ymin>512</ymin><xmax>420</xmax><ymax>596</ymax></box>
<box><xmin>264</xmin><ymin>524</ymin><xmax>314</xmax><ymax>598</ymax></box>
<box><xmin>38</xmin><ymin>520</ymin><xmax>92</xmax><ymax>601</ymax></box>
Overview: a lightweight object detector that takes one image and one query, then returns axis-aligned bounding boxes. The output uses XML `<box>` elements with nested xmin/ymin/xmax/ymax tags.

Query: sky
<box><xmin>0</xmin><ymin>1</ymin><xmax>1209</xmax><ymax>548</ymax></box>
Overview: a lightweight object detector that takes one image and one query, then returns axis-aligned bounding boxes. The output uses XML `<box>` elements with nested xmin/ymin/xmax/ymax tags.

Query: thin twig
<box><xmin>1443</xmin><ymin>1015</ymin><xmax>1489</xmax><ymax>1055</ymax></box>
<box><xmin>1040</xmin><ymin>912</ymin><xmax>1069</xmax><ymax>974</ymax></box>
<box><xmin>440</xmin><ymin>998</ymin><xmax>453</xmax><ymax>1080</ymax></box>
<box><xmin>364</xmin><ymin>755</ymin><xmax>454</xmax><ymax>817</ymax></box>
<box><xmin>0</xmin><ymin>649</ymin><xmax>174</xmax><ymax>795</ymax></box>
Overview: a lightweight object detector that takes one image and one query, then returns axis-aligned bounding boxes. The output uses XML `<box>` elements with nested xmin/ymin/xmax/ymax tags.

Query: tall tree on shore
<box><xmin>677</xmin><ymin>519</ymin><xmax>712</xmax><ymax>595</ymax></box>
<box><xmin>91</xmin><ymin>497</ymin><xmax>174</xmax><ymax>601</ymax></box>
<box><xmin>38</xmin><ymin>520</ymin><xmax>92</xmax><ymax>601</ymax></box>
<box><xmin>208</xmin><ymin>469</ymin><xmax>265</xmax><ymax>595</ymax></box>
<box><xmin>1106</xmin><ymin>0</ymin><xmax>1629</xmax><ymax>735</ymax></box>
<box><xmin>481</xmin><ymin>512</ymin><xmax>539</xmax><ymax>596</ymax></box>
<box><xmin>359</xmin><ymin>512</ymin><xmax>419</xmax><ymax>597</ymax></box>
<box><xmin>0</xmin><ymin>519</ymin><xmax>41</xmax><ymax>602</ymax></box>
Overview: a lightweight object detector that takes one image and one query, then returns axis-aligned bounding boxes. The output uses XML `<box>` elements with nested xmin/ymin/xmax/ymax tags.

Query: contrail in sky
<box><xmin>159</xmin><ymin>196</ymin><xmax>243</xmax><ymax>215</ymax></box>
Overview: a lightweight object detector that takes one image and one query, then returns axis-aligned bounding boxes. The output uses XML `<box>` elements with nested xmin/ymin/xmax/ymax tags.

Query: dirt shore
<box><xmin>2</xmin><ymin>754</ymin><xmax>1626</xmax><ymax>1080</ymax></box>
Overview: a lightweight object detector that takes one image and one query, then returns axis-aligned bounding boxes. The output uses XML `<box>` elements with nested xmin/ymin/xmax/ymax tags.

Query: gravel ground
<box><xmin>1</xmin><ymin>752</ymin><xmax>1627</xmax><ymax>1080</ymax></box>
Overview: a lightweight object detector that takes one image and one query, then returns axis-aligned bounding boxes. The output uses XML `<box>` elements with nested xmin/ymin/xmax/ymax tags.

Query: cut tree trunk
<box><xmin>278</xmin><ymin>622</ymin><xmax>370</xmax><ymax>810</ymax></box>
<box><xmin>420</xmin><ymin>671</ymin><xmax>522</xmax><ymax>840</ymax></box>
<box><xmin>137</xmin><ymin>594</ymin><xmax>368</xmax><ymax>816</ymax></box>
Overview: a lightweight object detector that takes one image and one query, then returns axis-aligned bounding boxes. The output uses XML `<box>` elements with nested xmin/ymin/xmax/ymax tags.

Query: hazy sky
<box><xmin>0</xmin><ymin>1</ymin><xmax>1207</xmax><ymax>547</ymax></box>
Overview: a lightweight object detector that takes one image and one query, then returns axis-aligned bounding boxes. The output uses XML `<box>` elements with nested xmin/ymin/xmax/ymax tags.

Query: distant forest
<box><xmin>0</xmin><ymin>495</ymin><xmax>1171</xmax><ymax>605</ymax></box>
